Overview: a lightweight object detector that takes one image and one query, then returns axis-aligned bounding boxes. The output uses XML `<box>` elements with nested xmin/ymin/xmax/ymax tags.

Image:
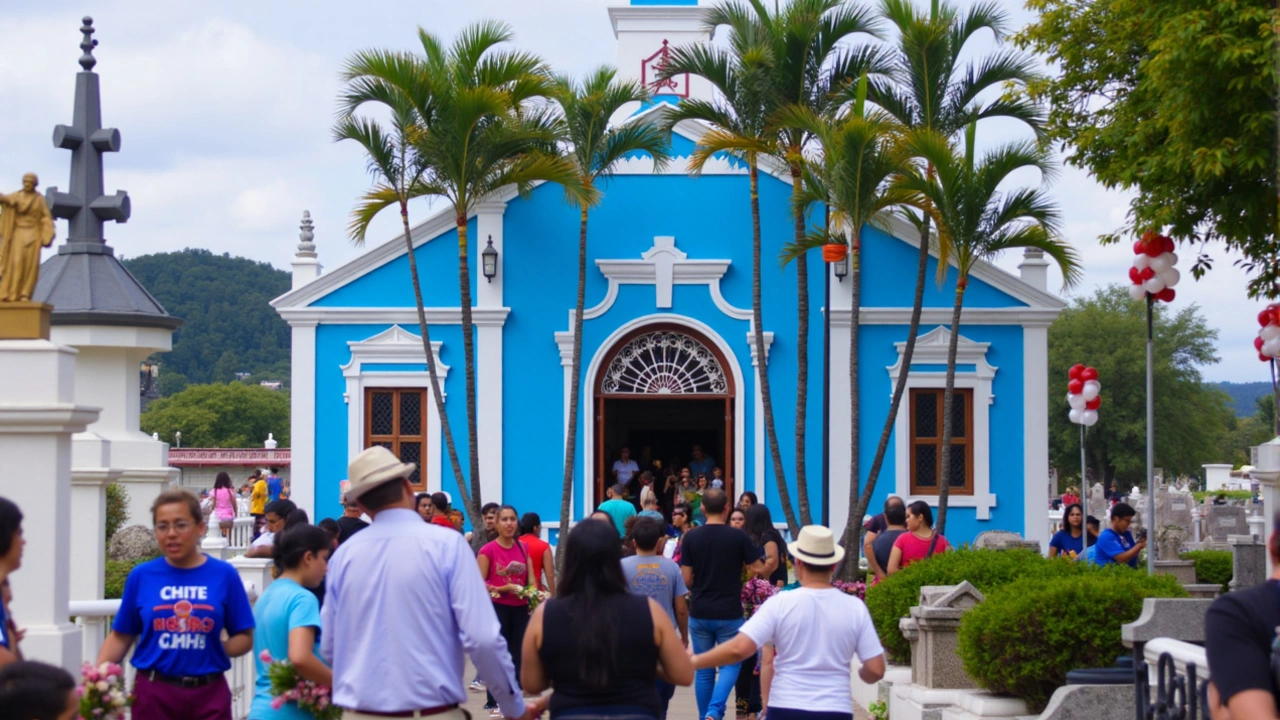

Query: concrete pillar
<box><xmin>476</xmin><ymin>201</ymin><xmax>506</xmax><ymax>505</ymax></box>
<box><xmin>0</xmin><ymin>339</ymin><xmax>99</xmax><ymax>672</ymax></box>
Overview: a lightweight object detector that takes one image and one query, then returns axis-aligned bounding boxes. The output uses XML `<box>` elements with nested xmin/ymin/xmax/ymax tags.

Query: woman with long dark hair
<box><xmin>211</xmin><ymin>472</ymin><xmax>237</xmax><ymax>540</ymax></box>
<box><xmin>478</xmin><ymin>506</ymin><xmax>530</xmax><ymax>718</ymax></box>
<box><xmin>737</xmin><ymin>504</ymin><xmax>787</xmax><ymax>719</ymax></box>
<box><xmin>887</xmin><ymin>501</ymin><xmax>950</xmax><ymax>575</ymax></box>
<box><xmin>250</xmin><ymin>524</ymin><xmax>332</xmax><ymax>719</ymax></box>
<box><xmin>521</xmin><ymin>519</ymin><xmax>692</xmax><ymax>720</ymax></box>
<box><xmin>1049</xmin><ymin>503</ymin><xmax>1086</xmax><ymax>559</ymax></box>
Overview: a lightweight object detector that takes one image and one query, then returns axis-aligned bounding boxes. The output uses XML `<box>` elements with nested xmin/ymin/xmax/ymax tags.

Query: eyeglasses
<box><xmin>154</xmin><ymin>521</ymin><xmax>195</xmax><ymax>534</ymax></box>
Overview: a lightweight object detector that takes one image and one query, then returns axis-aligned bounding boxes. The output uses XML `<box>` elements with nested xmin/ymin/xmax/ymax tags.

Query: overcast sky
<box><xmin>2</xmin><ymin>0</ymin><xmax>1262</xmax><ymax>383</ymax></box>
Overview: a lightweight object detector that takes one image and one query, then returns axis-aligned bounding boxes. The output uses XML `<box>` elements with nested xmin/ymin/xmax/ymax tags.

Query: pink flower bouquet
<box><xmin>831</xmin><ymin>579</ymin><xmax>866</xmax><ymax>600</ymax></box>
<box><xmin>741</xmin><ymin>577</ymin><xmax>778</xmax><ymax>618</ymax></box>
<box><xmin>260</xmin><ymin>650</ymin><xmax>341</xmax><ymax>720</ymax></box>
<box><xmin>77</xmin><ymin>661</ymin><xmax>130</xmax><ymax>719</ymax></box>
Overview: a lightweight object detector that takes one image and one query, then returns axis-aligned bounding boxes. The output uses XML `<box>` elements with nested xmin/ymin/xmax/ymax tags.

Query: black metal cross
<box><xmin>45</xmin><ymin>16</ymin><xmax>131</xmax><ymax>254</ymax></box>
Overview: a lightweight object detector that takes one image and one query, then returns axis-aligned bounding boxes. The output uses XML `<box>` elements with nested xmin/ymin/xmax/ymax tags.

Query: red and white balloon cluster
<box><xmin>1126</xmin><ymin>231</ymin><xmax>1179</xmax><ymax>303</ymax></box>
<box><xmin>1254</xmin><ymin>304</ymin><xmax>1280</xmax><ymax>362</ymax></box>
<box><xmin>1067</xmin><ymin>364</ymin><xmax>1101</xmax><ymax>427</ymax></box>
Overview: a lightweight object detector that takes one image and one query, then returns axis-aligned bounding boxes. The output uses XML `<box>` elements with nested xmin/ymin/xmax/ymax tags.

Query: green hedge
<box><xmin>1181</xmin><ymin>549</ymin><xmax>1233</xmax><ymax>592</ymax></box>
<box><xmin>957</xmin><ymin>570</ymin><xmax>1186</xmax><ymax>711</ymax></box>
<box><xmin>1190</xmin><ymin>490</ymin><xmax>1253</xmax><ymax>503</ymax></box>
<box><xmin>105</xmin><ymin>556</ymin><xmax>156</xmax><ymax>599</ymax></box>
<box><xmin>864</xmin><ymin>548</ymin><xmax>1090</xmax><ymax>663</ymax></box>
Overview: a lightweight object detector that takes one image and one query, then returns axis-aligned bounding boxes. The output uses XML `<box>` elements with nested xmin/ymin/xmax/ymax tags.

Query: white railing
<box><xmin>1048</xmin><ymin>509</ymin><xmax>1063</xmax><ymax>537</ymax></box>
<box><xmin>70</xmin><ymin>579</ymin><xmax>260</xmax><ymax>720</ymax></box>
<box><xmin>229</xmin><ymin>517</ymin><xmax>255</xmax><ymax>552</ymax></box>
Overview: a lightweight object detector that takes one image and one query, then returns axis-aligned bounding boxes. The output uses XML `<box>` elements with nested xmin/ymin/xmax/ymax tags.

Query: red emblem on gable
<box><xmin>641</xmin><ymin>40</ymin><xmax>690</xmax><ymax>98</ymax></box>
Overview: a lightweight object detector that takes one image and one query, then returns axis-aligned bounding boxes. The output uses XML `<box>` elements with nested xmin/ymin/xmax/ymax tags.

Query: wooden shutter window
<box><xmin>908</xmin><ymin>388</ymin><xmax>974</xmax><ymax>496</ymax></box>
<box><xmin>364</xmin><ymin>388</ymin><xmax>427</xmax><ymax>490</ymax></box>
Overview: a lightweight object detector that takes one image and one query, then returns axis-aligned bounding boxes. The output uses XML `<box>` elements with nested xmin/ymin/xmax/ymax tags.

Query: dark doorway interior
<box><xmin>598</xmin><ymin>397</ymin><xmax>731</xmax><ymax>506</ymax></box>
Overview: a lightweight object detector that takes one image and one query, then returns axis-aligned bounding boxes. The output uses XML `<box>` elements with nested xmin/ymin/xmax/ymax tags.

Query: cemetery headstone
<box><xmin>1206</xmin><ymin>505</ymin><xmax>1248</xmax><ymax>546</ymax></box>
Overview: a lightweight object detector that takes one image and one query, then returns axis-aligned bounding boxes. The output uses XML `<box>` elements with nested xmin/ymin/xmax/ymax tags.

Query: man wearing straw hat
<box><xmin>689</xmin><ymin>525</ymin><xmax>887</xmax><ymax>720</ymax></box>
<box><xmin>321</xmin><ymin>446</ymin><xmax>544</xmax><ymax>720</ymax></box>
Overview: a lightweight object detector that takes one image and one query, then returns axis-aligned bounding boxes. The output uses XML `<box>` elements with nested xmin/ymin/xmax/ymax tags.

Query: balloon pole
<box><xmin>1080</xmin><ymin>423</ymin><xmax>1088</xmax><ymax>559</ymax></box>
<box><xmin>1145</xmin><ymin>294</ymin><xmax>1156</xmax><ymax>575</ymax></box>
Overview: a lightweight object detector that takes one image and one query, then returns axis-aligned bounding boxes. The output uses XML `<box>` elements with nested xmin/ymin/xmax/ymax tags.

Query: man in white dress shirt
<box><xmin>322</xmin><ymin>446</ymin><xmax>544</xmax><ymax>720</ymax></box>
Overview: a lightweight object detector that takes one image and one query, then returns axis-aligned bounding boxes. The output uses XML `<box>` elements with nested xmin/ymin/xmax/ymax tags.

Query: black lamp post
<box><xmin>482</xmin><ymin>235</ymin><xmax>498</xmax><ymax>283</ymax></box>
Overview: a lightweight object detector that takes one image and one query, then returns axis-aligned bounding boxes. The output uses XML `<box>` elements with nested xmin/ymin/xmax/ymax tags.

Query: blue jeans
<box><xmin>689</xmin><ymin>617</ymin><xmax>744</xmax><ymax>720</ymax></box>
<box><xmin>654</xmin><ymin>679</ymin><xmax>676</xmax><ymax>720</ymax></box>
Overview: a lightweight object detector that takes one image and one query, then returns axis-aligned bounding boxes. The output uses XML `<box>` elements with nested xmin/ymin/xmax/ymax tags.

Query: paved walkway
<box><xmin>459</xmin><ymin>661</ymin><xmax>870</xmax><ymax>720</ymax></box>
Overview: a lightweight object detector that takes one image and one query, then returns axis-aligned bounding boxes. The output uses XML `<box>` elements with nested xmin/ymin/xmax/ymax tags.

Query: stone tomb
<box><xmin>1229</xmin><ymin>534</ymin><xmax>1267</xmax><ymax>591</ymax></box>
<box><xmin>1206</xmin><ymin>505</ymin><xmax>1248</xmax><ymax>547</ymax></box>
<box><xmin>900</xmin><ymin>582</ymin><xmax>986</xmax><ymax>689</ymax></box>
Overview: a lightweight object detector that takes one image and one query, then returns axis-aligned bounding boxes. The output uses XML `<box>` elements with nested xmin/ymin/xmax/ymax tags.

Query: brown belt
<box><xmin>351</xmin><ymin>705</ymin><xmax>458</xmax><ymax>717</ymax></box>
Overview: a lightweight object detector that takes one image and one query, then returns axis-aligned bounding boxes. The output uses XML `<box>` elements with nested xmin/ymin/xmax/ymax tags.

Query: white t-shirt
<box><xmin>739</xmin><ymin>587</ymin><xmax>884</xmax><ymax>713</ymax></box>
<box><xmin>612</xmin><ymin>459</ymin><xmax>639</xmax><ymax>483</ymax></box>
<box><xmin>250</xmin><ymin>531</ymin><xmax>275</xmax><ymax>549</ymax></box>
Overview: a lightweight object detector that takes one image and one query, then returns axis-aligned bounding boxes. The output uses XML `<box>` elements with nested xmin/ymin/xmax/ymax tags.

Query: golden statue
<box><xmin>0</xmin><ymin>173</ymin><xmax>56</xmax><ymax>303</ymax></box>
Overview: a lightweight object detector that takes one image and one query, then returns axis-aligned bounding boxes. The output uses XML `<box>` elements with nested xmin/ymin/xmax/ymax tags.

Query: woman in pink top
<box><xmin>478</xmin><ymin>505</ymin><xmax>531</xmax><ymax>718</ymax></box>
<box><xmin>211</xmin><ymin>472</ymin><xmax>238</xmax><ymax>540</ymax></box>
<box><xmin>887</xmin><ymin>501</ymin><xmax>950</xmax><ymax>575</ymax></box>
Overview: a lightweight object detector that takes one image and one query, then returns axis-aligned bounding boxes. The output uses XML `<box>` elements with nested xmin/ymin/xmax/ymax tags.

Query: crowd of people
<box><xmin>2</xmin><ymin>443</ymin><xmax>1278</xmax><ymax>720</ymax></box>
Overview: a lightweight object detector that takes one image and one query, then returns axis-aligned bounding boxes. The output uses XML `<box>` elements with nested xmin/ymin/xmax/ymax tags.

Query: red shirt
<box><xmin>431</xmin><ymin>515</ymin><xmax>457</xmax><ymax>530</ymax></box>
<box><xmin>520</xmin><ymin>534</ymin><xmax>551</xmax><ymax>591</ymax></box>
<box><xmin>892</xmin><ymin>531</ymin><xmax>951</xmax><ymax>569</ymax></box>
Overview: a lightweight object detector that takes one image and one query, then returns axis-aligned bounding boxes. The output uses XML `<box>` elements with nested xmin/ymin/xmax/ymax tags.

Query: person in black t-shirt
<box><xmin>1205</xmin><ymin>513</ymin><xmax>1279</xmax><ymax>719</ymax></box>
<box><xmin>334</xmin><ymin>498</ymin><xmax>369</xmax><ymax>546</ymax></box>
<box><xmin>680</xmin><ymin>489</ymin><xmax>766</xmax><ymax>720</ymax></box>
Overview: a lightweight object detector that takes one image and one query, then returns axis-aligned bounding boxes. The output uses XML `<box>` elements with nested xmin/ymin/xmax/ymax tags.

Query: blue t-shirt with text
<box><xmin>251</xmin><ymin>578</ymin><xmax>324</xmax><ymax>720</ymax></box>
<box><xmin>1094</xmin><ymin>528</ymin><xmax>1139</xmax><ymax>568</ymax></box>
<box><xmin>112</xmin><ymin>556</ymin><xmax>254</xmax><ymax>676</ymax></box>
<box><xmin>621</xmin><ymin>554</ymin><xmax>688</xmax><ymax>627</ymax></box>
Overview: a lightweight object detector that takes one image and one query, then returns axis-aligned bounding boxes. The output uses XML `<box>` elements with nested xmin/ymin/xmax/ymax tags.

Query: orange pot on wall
<box><xmin>822</xmin><ymin>243</ymin><xmax>847</xmax><ymax>263</ymax></box>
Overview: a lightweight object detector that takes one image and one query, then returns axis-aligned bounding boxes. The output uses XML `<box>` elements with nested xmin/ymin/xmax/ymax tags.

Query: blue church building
<box><xmin>273</xmin><ymin>0</ymin><xmax>1064</xmax><ymax>548</ymax></box>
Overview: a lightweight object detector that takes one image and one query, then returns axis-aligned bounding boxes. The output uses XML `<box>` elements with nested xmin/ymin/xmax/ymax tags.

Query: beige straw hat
<box><xmin>345</xmin><ymin>446</ymin><xmax>416</xmax><ymax>502</ymax></box>
<box><xmin>787</xmin><ymin>525</ymin><xmax>846</xmax><ymax>565</ymax></box>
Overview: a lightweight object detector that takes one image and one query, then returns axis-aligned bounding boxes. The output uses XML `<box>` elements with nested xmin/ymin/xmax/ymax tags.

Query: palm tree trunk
<box><xmin>790</xmin><ymin>164</ymin><xmax>812</xmax><ymax>527</ymax></box>
<box><xmin>840</xmin><ymin>235</ymin><xmax>862</xmax><ymax>578</ymax></box>
<box><xmin>935</xmin><ymin>280</ymin><xmax>967</xmax><ymax>535</ymax></box>
<box><xmin>846</xmin><ymin>210</ymin><xmax>934</xmax><ymax>541</ymax></box>
<box><xmin>456</xmin><ymin>218</ymin><xmax>484</xmax><ymax>549</ymax></box>
<box><xmin>400</xmin><ymin>208</ymin><xmax>480</xmax><ymax>531</ymax></box>
<box><xmin>558</xmin><ymin>204</ymin><xmax>589</xmax><ymax>569</ymax></box>
<box><xmin>752</xmin><ymin>160</ymin><xmax>799</xmax><ymax>537</ymax></box>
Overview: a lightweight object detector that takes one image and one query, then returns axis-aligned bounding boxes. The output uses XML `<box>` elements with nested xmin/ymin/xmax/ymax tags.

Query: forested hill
<box><xmin>123</xmin><ymin>249</ymin><xmax>290</xmax><ymax>393</ymax></box>
<box><xmin>1216</xmin><ymin>381</ymin><xmax>1272</xmax><ymax>417</ymax></box>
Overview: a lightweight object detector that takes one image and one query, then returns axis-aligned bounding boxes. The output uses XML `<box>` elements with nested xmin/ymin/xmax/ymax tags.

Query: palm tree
<box><xmin>550</xmin><ymin>68</ymin><xmax>672</xmax><ymax>561</ymax></box>
<box><xmin>901</xmin><ymin>122</ymin><xmax>1080</xmax><ymax>533</ymax></box>
<box><xmin>848</xmin><ymin>0</ymin><xmax>1045</xmax><ymax>540</ymax></box>
<box><xmin>335</xmin><ymin>50</ymin><xmax>479</xmax><ymax>529</ymax></box>
<box><xmin>659</xmin><ymin>21</ymin><xmax>805</xmax><ymax>535</ymax></box>
<box><xmin>739</xmin><ymin>0</ymin><xmax>882</xmax><ymax>526</ymax></box>
<box><xmin>338</xmin><ymin>22</ymin><xmax>595</xmax><ymax>538</ymax></box>
<box><xmin>780</xmin><ymin>76</ymin><xmax>921</xmax><ymax>563</ymax></box>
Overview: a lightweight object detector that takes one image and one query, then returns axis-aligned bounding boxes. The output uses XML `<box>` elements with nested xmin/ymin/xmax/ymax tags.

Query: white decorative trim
<box><xmin>611</xmin><ymin>154</ymin><xmax>748</xmax><ymax>176</ymax></box>
<box><xmin>582</xmin><ymin>236</ymin><xmax>750</xmax><ymax>323</ymax></box>
<box><xmin>830</xmin><ymin>307</ymin><xmax>1061</xmax><ymax>328</ymax></box>
<box><xmin>1023</xmin><ymin>325</ymin><xmax>1050</xmax><ymax>549</ymax></box>
<box><xmin>747</xmin><ymin>329</ymin><xmax>775</xmax><ymax>504</ymax></box>
<box><xmin>887</xmin><ymin>326</ymin><xmax>998</xmax><ymax>520</ymax></box>
<box><xmin>278</xmin><ymin>307</ymin><xmax>510</xmax><ymax>327</ymax></box>
<box><xmin>477</xmin><ymin>325</ymin><xmax>503</xmax><ymax>505</ymax></box>
<box><xmin>290</xmin><ymin>323</ymin><xmax>316</xmax><ymax>518</ymax></box>
<box><xmin>581</xmin><ymin>314</ymin><xmax>747</xmax><ymax>520</ymax></box>
<box><xmin>340</xmin><ymin>326</ymin><xmax>450</xmax><ymax>493</ymax></box>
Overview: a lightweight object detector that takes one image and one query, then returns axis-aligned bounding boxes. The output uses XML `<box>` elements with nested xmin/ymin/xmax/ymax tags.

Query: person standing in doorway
<box><xmin>612</xmin><ymin>447</ymin><xmax>640</xmax><ymax>490</ymax></box>
<box><xmin>680</xmin><ymin>490</ymin><xmax>766</xmax><ymax>720</ymax></box>
<box><xmin>267</xmin><ymin>468</ymin><xmax>284</xmax><ymax>504</ymax></box>
<box><xmin>622</xmin><ymin>517</ymin><xmax>690</xmax><ymax>720</ymax></box>
<box><xmin>688</xmin><ymin>445</ymin><xmax>715</xmax><ymax>479</ymax></box>
<box><xmin>0</xmin><ymin>497</ymin><xmax>24</xmax><ymax>667</ymax></box>
<box><xmin>599</xmin><ymin>484</ymin><xmax>637</xmax><ymax>538</ymax></box>
<box><xmin>323</xmin><ymin>446</ymin><xmax>538</xmax><ymax>720</ymax></box>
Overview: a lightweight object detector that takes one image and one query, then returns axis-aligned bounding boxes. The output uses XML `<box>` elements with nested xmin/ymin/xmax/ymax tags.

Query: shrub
<box><xmin>865</xmin><ymin>548</ymin><xmax>1089</xmax><ymax>663</ymax></box>
<box><xmin>1190</xmin><ymin>490</ymin><xmax>1253</xmax><ymax>503</ymax></box>
<box><xmin>957</xmin><ymin>570</ymin><xmax>1187</xmax><ymax>711</ymax></box>
<box><xmin>104</xmin><ymin>556</ymin><xmax>156</xmax><ymax>599</ymax></box>
<box><xmin>1181</xmin><ymin>549</ymin><xmax>1232</xmax><ymax>592</ymax></box>
<box><xmin>105</xmin><ymin>482</ymin><xmax>129</xmax><ymax>542</ymax></box>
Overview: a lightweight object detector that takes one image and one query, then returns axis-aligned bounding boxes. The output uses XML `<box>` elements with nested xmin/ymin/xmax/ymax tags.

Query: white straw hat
<box><xmin>787</xmin><ymin>525</ymin><xmax>846</xmax><ymax>566</ymax></box>
<box><xmin>345</xmin><ymin>446</ymin><xmax>415</xmax><ymax>502</ymax></box>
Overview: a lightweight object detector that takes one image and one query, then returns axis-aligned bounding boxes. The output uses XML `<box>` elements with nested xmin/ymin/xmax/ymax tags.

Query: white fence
<box><xmin>71</xmin><ymin>578</ymin><xmax>260</xmax><ymax>720</ymax></box>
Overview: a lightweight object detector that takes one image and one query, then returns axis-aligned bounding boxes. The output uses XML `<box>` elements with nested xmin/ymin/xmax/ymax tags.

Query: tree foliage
<box><xmin>1048</xmin><ymin>286</ymin><xmax>1232</xmax><ymax>486</ymax></box>
<box><xmin>141</xmin><ymin>382</ymin><xmax>290</xmax><ymax>448</ymax></box>
<box><xmin>1016</xmin><ymin>0</ymin><xmax>1278</xmax><ymax>296</ymax></box>
<box><xmin>123</xmin><ymin>249</ymin><xmax>291</xmax><ymax>388</ymax></box>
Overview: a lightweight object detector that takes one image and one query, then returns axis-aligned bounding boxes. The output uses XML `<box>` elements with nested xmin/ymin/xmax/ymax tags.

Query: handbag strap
<box><xmin>926</xmin><ymin>531</ymin><xmax>941</xmax><ymax>559</ymax></box>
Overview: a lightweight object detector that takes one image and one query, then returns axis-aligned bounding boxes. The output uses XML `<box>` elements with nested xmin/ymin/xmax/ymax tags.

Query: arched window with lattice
<box><xmin>600</xmin><ymin>330</ymin><xmax>728</xmax><ymax>395</ymax></box>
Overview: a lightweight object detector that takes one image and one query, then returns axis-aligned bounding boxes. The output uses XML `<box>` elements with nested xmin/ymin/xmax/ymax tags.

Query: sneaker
<box><xmin>489</xmin><ymin>709</ymin><xmax>503</xmax><ymax>718</ymax></box>
<box><xmin>469</xmin><ymin>680</ymin><xmax>486</xmax><ymax>693</ymax></box>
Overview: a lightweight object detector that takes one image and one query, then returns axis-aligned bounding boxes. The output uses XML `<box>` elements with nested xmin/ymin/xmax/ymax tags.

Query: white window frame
<box><xmin>341</xmin><ymin>325</ymin><xmax>449</xmax><ymax>493</ymax></box>
<box><xmin>888</xmin><ymin>326</ymin><xmax>998</xmax><ymax>519</ymax></box>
